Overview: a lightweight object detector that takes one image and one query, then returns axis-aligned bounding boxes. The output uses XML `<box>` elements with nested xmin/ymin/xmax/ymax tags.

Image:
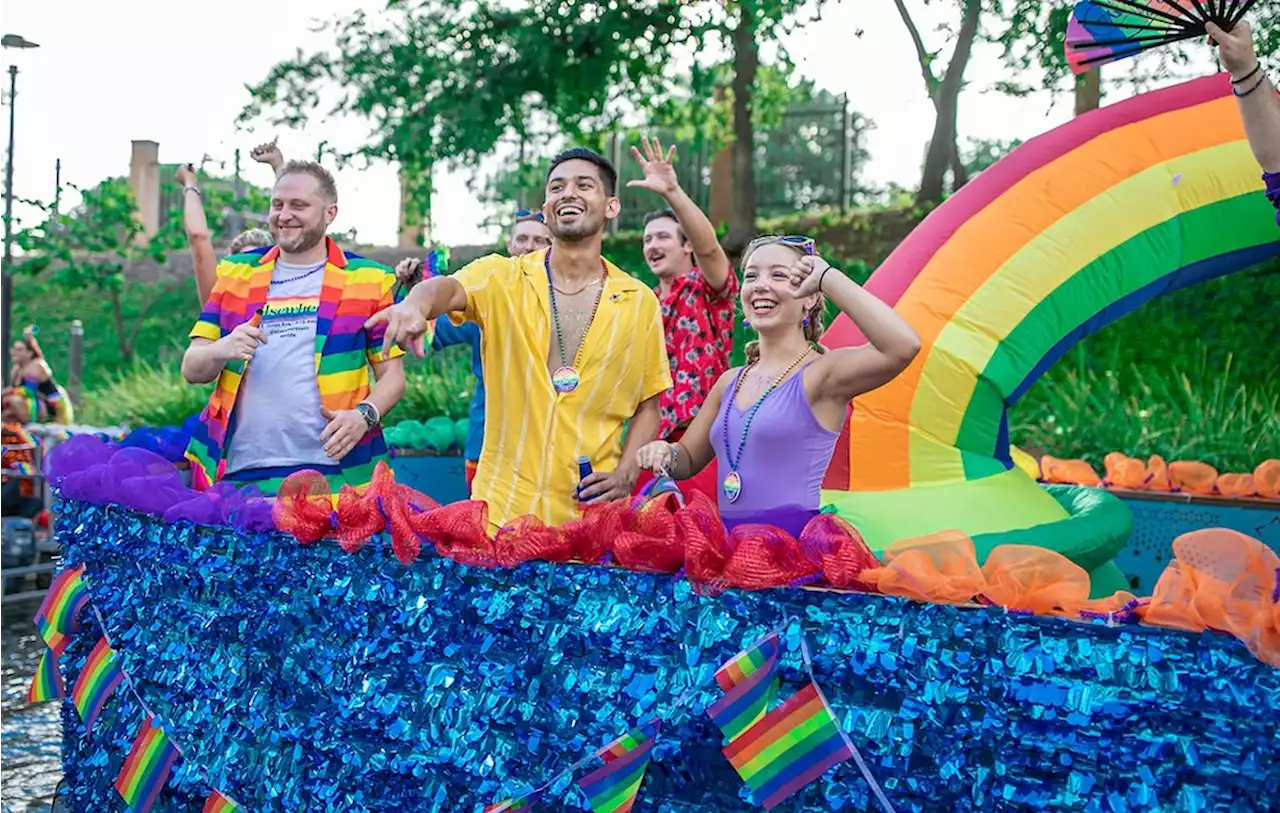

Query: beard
<box><xmin>271</xmin><ymin>219</ymin><xmax>327</xmax><ymax>254</ymax></box>
<box><xmin>549</xmin><ymin>211</ymin><xmax>605</xmax><ymax>242</ymax></box>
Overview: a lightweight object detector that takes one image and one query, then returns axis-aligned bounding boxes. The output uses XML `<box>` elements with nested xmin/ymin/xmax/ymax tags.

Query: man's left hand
<box><xmin>578</xmin><ymin>469</ymin><xmax>638</xmax><ymax>503</ymax></box>
<box><xmin>320</xmin><ymin>407</ymin><xmax>369</xmax><ymax>460</ymax></box>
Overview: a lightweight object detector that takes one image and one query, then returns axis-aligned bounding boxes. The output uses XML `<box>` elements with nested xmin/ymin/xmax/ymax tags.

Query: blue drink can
<box><xmin>577</xmin><ymin>456</ymin><xmax>593</xmax><ymax>501</ymax></box>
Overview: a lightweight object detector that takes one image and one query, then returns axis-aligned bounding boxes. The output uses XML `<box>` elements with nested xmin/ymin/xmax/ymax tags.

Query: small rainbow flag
<box><xmin>715</xmin><ymin>631</ymin><xmax>779</xmax><ymax>691</ymax></box>
<box><xmin>73</xmin><ymin>636</ymin><xmax>124</xmax><ymax>732</ymax></box>
<box><xmin>483</xmin><ymin>792</ymin><xmax>540</xmax><ymax>812</ymax></box>
<box><xmin>707</xmin><ymin>655</ymin><xmax>778</xmax><ymax>743</ymax></box>
<box><xmin>27</xmin><ymin>647</ymin><xmax>65</xmax><ymax>703</ymax></box>
<box><xmin>722</xmin><ymin>682</ymin><xmax>852</xmax><ymax>810</ymax></box>
<box><xmin>577</xmin><ymin>720</ymin><xmax>659</xmax><ymax>813</ymax></box>
<box><xmin>202</xmin><ymin>789</ymin><xmax>242</xmax><ymax>812</ymax></box>
<box><xmin>33</xmin><ymin>565</ymin><xmax>89</xmax><ymax>654</ymax></box>
<box><xmin>115</xmin><ymin>715</ymin><xmax>181</xmax><ymax>813</ymax></box>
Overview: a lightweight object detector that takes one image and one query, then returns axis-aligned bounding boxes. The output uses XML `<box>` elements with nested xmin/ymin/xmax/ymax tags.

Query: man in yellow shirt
<box><xmin>368</xmin><ymin>148</ymin><xmax>672</xmax><ymax>531</ymax></box>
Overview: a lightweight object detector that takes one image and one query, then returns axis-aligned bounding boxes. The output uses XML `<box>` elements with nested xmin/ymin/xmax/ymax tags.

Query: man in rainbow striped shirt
<box><xmin>181</xmin><ymin>161</ymin><xmax>406</xmax><ymax>495</ymax></box>
<box><xmin>1208</xmin><ymin>20</ymin><xmax>1280</xmax><ymax>223</ymax></box>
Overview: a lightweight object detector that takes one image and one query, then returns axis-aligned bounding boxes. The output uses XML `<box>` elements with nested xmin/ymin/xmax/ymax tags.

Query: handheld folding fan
<box><xmin>1066</xmin><ymin>0</ymin><xmax>1260</xmax><ymax>74</ymax></box>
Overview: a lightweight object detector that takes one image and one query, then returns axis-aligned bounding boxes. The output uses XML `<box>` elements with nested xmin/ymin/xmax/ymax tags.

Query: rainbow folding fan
<box><xmin>1066</xmin><ymin>0</ymin><xmax>1259</xmax><ymax>73</ymax></box>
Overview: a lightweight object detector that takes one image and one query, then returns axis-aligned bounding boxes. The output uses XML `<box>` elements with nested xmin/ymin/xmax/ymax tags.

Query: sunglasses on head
<box><xmin>747</xmin><ymin>234</ymin><xmax>816</xmax><ymax>256</ymax></box>
<box><xmin>515</xmin><ymin>209</ymin><xmax>545</xmax><ymax>223</ymax></box>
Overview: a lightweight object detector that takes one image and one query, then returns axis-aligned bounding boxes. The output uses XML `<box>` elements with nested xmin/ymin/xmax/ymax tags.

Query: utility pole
<box><xmin>2</xmin><ymin>65</ymin><xmax>18</xmax><ymax>377</ymax></box>
<box><xmin>53</xmin><ymin>157</ymin><xmax>60</xmax><ymax>215</ymax></box>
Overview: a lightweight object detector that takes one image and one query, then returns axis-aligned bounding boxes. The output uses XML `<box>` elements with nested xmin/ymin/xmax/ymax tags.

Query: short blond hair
<box><xmin>277</xmin><ymin>160</ymin><xmax>338</xmax><ymax>203</ymax></box>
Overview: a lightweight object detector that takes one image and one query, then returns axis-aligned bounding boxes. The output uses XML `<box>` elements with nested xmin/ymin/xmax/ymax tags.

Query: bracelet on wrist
<box><xmin>1234</xmin><ymin>71</ymin><xmax>1268</xmax><ymax>98</ymax></box>
<box><xmin>816</xmin><ymin>265</ymin><xmax>832</xmax><ymax>292</ymax></box>
<box><xmin>668</xmin><ymin>442</ymin><xmax>680</xmax><ymax>476</ymax></box>
<box><xmin>1231</xmin><ymin>63</ymin><xmax>1261</xmax><ymax>85</ymax></box>
<box><xmin>182</xmin><ymin>185</ymin><xmax>202</xmax><ymax>198</ymax></box>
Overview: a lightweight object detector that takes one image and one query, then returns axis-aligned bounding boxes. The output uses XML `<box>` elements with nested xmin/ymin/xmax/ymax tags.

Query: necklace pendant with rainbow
<box><xmin>545</xmin><ymin>249</ymin><xmax>607</xmax><ymax>395</ymax></box>
<box><xmin>720</xmin><ymin>348</ymin><xmax>811</xmax><ymax>503</ymax></box>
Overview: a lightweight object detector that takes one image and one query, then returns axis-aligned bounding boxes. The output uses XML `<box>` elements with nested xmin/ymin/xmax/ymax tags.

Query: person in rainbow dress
<box><xmin>634</xmin><ymin>236</ymin><xmax>920</xmax><ymax>538</ymax></box>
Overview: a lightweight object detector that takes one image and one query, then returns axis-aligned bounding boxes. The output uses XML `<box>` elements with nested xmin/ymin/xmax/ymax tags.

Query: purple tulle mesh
<box><xmin>119</xmin><ymin>425</ymin><xmax>192</xmax><ymax>463</ymax></box>
<box><xmin>46</xmin><ymin>435</ymin><xmax>273</xmax><ymax>531</ymax></box>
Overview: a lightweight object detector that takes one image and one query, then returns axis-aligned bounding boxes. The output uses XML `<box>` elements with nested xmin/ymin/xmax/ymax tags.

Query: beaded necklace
<box><xmin>719</xmin><ymin>348</ymin><xmax>811</xmax><ymax>503</ymax></box>
<box><xmin>545</xmin><ymin>248</ymin><xmax>608</xmax><ymax>394</ymax></box>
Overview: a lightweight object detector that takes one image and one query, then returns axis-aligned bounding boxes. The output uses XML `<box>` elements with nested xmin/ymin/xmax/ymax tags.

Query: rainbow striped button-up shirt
<box><xmin>184</xmin><ymin>237</ymin><xmax>403</xmax><ymax>492</ymax></box>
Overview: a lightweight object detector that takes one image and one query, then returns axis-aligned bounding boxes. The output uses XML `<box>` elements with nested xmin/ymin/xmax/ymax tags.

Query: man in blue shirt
<box><xmin>396</xmin><ymin>210</ymin><xmax>552</xmax><ymax>491</ymax></box>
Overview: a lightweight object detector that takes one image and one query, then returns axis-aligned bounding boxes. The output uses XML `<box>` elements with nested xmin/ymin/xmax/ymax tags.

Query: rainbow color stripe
<box><xmin>483</xmin><ymin>793</ymin><xmax>539</xmax><ymax>812</ymax></box>
<box><xmin>73</xmin><ymin>636</ymin><xmax>124</xmax><ymax>731</ymax></box>
<box><xmin>33</xmin><ymin>565</ymin><xmax>89</xmax><ymax>654</ymax></box>
<box><xmin>115</xmin><ymin>715</ymin><xmax>181</xmax><ymax>813</ymax></box>
<box><xmin>722</xmin><ymin>682</ymin><xmax>852</xmax><ymax>811</ymax></box>
<box><xmin>1065</xmin><ymin>1</ymin><xmax>1198</xmax><ymax>74</ymax></box>
<box><xmin>714</xmin><ymin>631</ymin><xmax>779</xmax><ymax>691</ymax></box>
<box><xmin>27</xmin><ymin>647</ymin><xmax>65</xmax><ymax>703</ymax></box>
<box><xmin>577</xmin><ymin>721</ymin><xmax>659</xmax><ymax>813</ymax></box>
<box><xmin>185</xmin><ymin>237</ymin><xmax>403</xmax><ymax>494</ymax></box>
<box><xmin>823</xmin><ymin>76</ymin><xmax>1280</xmax><ymax>496</ymax></box>
<box><xmin>708</xmin><ymin>662</ymin><xmax>778</xmax><ymax>744</ymax></box>
<box><xmin>201</xmin><ymin>789</ymin><xmax>242</xmax><ymax>812</ymax></box>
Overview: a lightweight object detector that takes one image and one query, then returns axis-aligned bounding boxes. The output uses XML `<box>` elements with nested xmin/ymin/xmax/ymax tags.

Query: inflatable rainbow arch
<box><xmin>820</xmin><ymin>74</ymin><xmax>1280</xmax><ymax>559</ymax></box>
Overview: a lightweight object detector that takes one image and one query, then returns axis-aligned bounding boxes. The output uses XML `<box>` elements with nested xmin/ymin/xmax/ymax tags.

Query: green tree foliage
<box><xmin>241</xmin><ymin>0</ymin><xmax>845</xmax><ymax>251</ymax></box>
<box><xmin>14</xmin><ymin>171</ymin><xmax>268</xmax><ymax>365</ymax></box>
<box><xmin>961</xmin><ymin>136</ymin><xmax>1023</xmax><ymax>178</ymax></box>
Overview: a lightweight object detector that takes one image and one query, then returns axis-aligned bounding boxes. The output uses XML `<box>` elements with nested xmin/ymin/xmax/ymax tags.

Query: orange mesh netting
<box><xmin>1040</xmin><ymin>451</ymin><xmax>1278</xmax><ymax>500</ymax></box>
<box><xmin>269</xmin><ymin>466</ymin><xmax>1280</xmax><ymax>665</ymax></box>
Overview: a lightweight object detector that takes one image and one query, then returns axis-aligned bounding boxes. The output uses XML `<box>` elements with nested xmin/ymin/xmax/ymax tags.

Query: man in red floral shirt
<box><xmin>628</xmin><ymin>136</ymin><xmax>736</xmax><ymax>500</ymax></box>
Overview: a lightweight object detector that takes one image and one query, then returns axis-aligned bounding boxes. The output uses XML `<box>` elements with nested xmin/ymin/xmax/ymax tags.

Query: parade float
<box><xmin>23</xmin><ymin>75</ymin><xmax>1280</xmax><ymax>812</ymax></box>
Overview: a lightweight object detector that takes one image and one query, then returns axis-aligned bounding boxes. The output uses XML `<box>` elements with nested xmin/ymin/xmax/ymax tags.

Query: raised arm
<box><xmin>250</xmin><ymin>138</ymin><xmax>286</xmax><ymax>178</ymax></box>
<box><xmin>798</xmin><ymin>256</ymin><xmax>921</xmax><ymax>406</ymax></box>
<box><xmin>1208</xmin><ymin>21</ymin><xmax>1280</xmax><ymax>173</ymax></box>
<box><xmin>628</xmin><ymin>136</ymin><xmax>731</xmax><ymax>290</ymax></box>
<box><xmin>177</xmin><ymin>164</ymin><xmax>218</xmax><ymax>304</ymax></box>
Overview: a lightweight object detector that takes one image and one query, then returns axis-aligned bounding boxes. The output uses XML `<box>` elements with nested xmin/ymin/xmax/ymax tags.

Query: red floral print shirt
<box><xmin>655</xmin><ymin>266</ymin><xmax>738</xmax><ymax>439</ymax></box>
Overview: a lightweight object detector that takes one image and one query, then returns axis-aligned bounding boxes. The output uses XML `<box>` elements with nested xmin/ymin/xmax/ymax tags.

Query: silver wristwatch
<box><xmin>356</xmin><ymin>401</ymin><xmax>380</xmax><ymax>429</ymax></box>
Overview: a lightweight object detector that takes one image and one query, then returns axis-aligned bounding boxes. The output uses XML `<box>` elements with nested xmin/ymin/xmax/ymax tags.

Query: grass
<box><xmin>1011</xmin><ymin>350</ymin><xmax>1279</xmax><ymax>473</ymax></box>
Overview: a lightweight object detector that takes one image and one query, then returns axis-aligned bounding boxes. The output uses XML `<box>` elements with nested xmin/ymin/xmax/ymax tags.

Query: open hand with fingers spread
<box><xmin>1206</xmin><ymin>20</ymin><xmax>1258</xmax><ymax>78</ymax></box>
<box><xmin>215</xmin><ymin>322</ymin><xmax>267</xmax><ymax>364</ymax></box>
<box><xmin>627</xmin><ymin>135</ymin><xmax>681</xmax><ymax>197</ymax></box>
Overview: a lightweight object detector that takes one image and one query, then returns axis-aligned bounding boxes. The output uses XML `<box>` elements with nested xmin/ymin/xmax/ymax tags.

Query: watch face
<box><xmin>358</xmin><ymin>404</ymin><xmax>377</xmax><ymax>427</ymax></box>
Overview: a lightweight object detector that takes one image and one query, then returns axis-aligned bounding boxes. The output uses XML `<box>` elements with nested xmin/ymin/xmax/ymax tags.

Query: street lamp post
<box><xmin>2</xmin><ymin>34</ymin><xmax>40</xmax><ymax>377</ymax></box>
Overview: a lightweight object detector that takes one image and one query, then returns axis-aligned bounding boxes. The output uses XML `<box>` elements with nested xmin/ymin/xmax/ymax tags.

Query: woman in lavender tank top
<box><xmin>635</xmin><ymin>236</ymin><xmax>921</xmax><ymax>537</ymax></box>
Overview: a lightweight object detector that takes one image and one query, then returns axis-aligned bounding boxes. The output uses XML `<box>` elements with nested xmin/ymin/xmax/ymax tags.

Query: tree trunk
<box><xmin>109</xmin><ymin>291</ymin><xmax>133</xmax><ymax>363</ymax></box>
<box><xmin>1075</xmin><ymin>68</ymin><xmax>1102</xmax><ymax>116</ymax></box>
<box><xmin>726</xmin><ymin>4</ymin><xmax>759</xmax><ymax>254</ymax></box>
<box><xmin>916</xmin><ymin>0</ymin><xmax>982</xmax><ymax>208</ymax></box>
<box><xmin>949</xmin><ymin>136</ymin><xmax>970</xmax><ymax>192</ymax></box>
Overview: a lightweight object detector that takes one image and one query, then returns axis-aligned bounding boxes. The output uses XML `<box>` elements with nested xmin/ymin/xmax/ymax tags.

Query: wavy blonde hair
<box><xmin>740</xmin><ymin>236</ymin><xmax>827</xmax><ymax>364</ymax></box>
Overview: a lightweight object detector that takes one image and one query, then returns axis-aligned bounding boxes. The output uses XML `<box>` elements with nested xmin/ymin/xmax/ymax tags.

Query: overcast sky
<box><xmin>4</xmin><ymin>0</ymin><xmax>1219</xmax><ymax>247</ymax></box>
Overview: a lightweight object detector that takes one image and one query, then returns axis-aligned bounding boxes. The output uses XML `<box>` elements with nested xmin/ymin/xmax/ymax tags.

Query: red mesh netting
<box><xmin>803</xmin><ymin>515</ymin><xmax>879</xmax><ymax>591</ymax></box>
<box><xmin>494</xmin><ymin>516</ymin><xmax>574</xmax><ymax>567</ymax></box>
<box><xmin>408</xmin><ymin>500</ymin><xmax>498</xmax><ymax>568</ymax></box>
<box><xmin>678</xmin><ymin>491</ymin><xmax>730</xmax><ymax>587</ymax></box>
<box><xmin>272</xmin><ymin>471</ymin><xmax>336</xmax><ymax>544</ymax></box>
<box><xmin>722</xmin><ymin>525</ymin><xmax>822</xmax><ymax>590</ymax></box>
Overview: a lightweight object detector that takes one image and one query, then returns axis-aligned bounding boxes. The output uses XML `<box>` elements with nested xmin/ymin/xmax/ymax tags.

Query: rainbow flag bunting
<box><xmin>202</xmin><ymin>789</ymin><xmax>242</xmax><ymax>812</ymax></box>
<box><xmin>708</xmin><ymin>633</ymin><xmax>780</xmax><ymax>743</ymax></box>
<box><xmin>722</xmin><ymin>682</ymin><xmax>853</xmax><ymax>811</ymax></box>
<box><xmin>33</xmin><ymin>565</ymin><xmax>89</xmax><ymax>654</ymax></box>
<box><xmin>482</xmin><ymin>792</ymin><xmax>540</xmax><ymax>812</ymax></box>
<box><xmin>577</xmin><ymin>720</ymin><xmax>659</xmax><ymax>813</ymax></box>
<box><xmin>115</xmin><ymin>715</ymin><xmax>181</xmax><ymax>813</ymax></box>
<box><xmin>72</xmin><ymin>636</ymin><xmax>124</xmax><ymax>732</ymax></box>
<box><xmin>714</xmin><ymin>631</ymin><xmax>779</xmax><ymax>691</ymax></box>
<box><xmin>27</xmin><ymin>647</ymin><xmax>65</xmax><ymax>703</ymax></box>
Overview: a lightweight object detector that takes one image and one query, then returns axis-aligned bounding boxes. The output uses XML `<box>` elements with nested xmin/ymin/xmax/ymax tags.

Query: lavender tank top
<box><xmin>710</xmin><ymin>365</ymin><xmax>839</xmax><ymax>529</ymax></box>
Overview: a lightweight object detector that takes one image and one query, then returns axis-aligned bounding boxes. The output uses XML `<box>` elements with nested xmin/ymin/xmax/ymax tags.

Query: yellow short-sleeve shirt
<box><xmin>449</xmin><ymin>250</ymin><xmax>672</xmax><ymax>531</ymax></box>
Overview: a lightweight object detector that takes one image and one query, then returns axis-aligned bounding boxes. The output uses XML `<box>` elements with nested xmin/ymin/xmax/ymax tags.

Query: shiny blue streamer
<box><xmin>51</xmin><ymin>499</ymin><xmax>1280</xmax><ymax>812</ymax></box>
